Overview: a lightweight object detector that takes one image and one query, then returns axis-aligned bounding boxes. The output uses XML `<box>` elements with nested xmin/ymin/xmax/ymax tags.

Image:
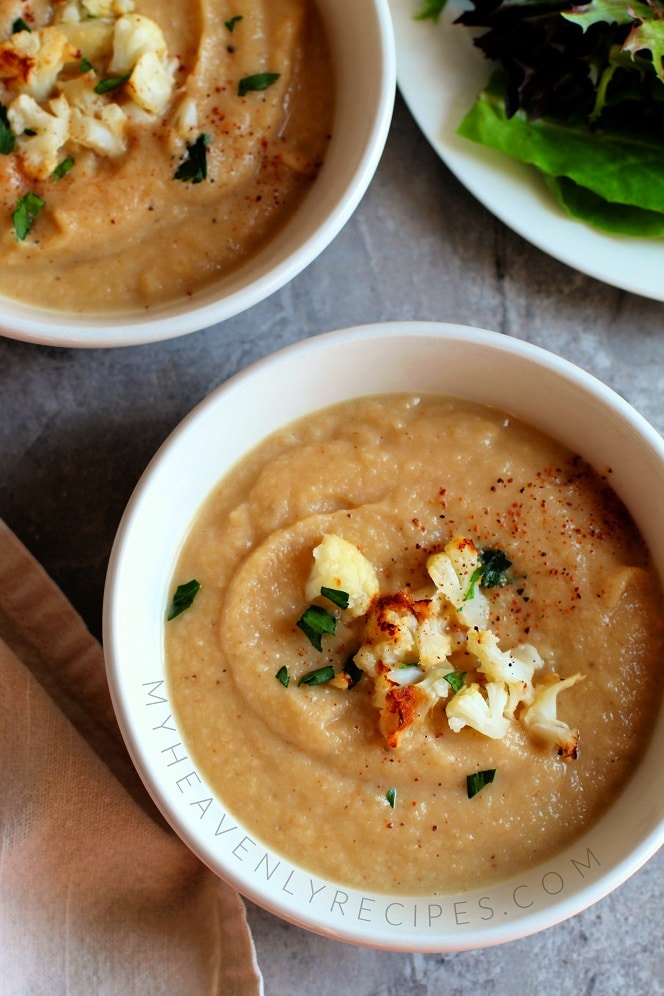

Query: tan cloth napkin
<box><xmin>0</xmin><ymin>520</ymin><xmax>263</xmax><ymax>996</ymax></box>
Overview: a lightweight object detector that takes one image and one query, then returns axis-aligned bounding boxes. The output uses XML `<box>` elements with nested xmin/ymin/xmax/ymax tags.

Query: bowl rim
<box><xmin>0</xmin><ymin>0</ymin><xmax>396</xmax><ymax>349</ymax></box>
<box><xmin>103</xmin><ymin>321</ymin><xmax>664</xmax><ymax>950</ymax></box>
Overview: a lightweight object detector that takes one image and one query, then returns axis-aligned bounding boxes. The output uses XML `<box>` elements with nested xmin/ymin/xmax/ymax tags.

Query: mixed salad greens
<box><xmin>417</xmin><ymin>0</ymin><xmax>664</xmax><ymax>235</ymax></box>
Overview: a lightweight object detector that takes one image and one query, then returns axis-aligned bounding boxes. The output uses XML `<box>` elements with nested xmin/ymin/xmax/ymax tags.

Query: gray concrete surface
<box><xmin>1</xmin><ymin>94</ymin><xmax>662</xmax><ymax>994</ymax></box>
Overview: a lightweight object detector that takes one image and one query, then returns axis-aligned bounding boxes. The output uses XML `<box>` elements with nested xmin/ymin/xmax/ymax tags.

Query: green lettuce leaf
<box><xmin>623</xmin><ymin>17</ymin><xmax>664</xmax><ymax>82</ymax></box>
<box><xmin>457</xmin><ymin>73</ymin><xmax>664</xmax><ymax>213</ymax></box>
<box><xmin>544</xmin><ymin>173</ymin><xmax>664</xmax><ymax>234</ymax></box>
<box><xmin>562</xmin><ymin>0</ymin><xmax>651</xmax><ymax>31</ymax></box>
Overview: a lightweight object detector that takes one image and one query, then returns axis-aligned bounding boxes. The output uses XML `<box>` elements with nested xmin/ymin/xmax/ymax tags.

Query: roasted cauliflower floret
<box><xmin>70</xmin><ymin>99</ymin><xmax>126</xmax><ymax>155</ymax></box>
<box><xmin>417</xmin><ymin>611</ymin><xmax>454</xmax><ymax>669</ymax></box>
<box><xmin>468</xmin><ymin>629</ymin><xmax>543</xmax><ymax>685</ymax></box>
<box><xmin>58</xmin><ymin>18</ymin><xmax>115</xmax><ymax>62</ymax></box>
<box><xmin>427</xmin><ymin>536</ymin><xmax>490</xmax><ymax>630</ymax></box>
<box><xmin>127</xmin><ymin>49</ymin><xmax>175</xmax><ymax>115</ymax></box>
<box><xmin>446</xmin><ymin>681</ymin><xmax>511</xmax><ymax>740</ymax></box>
<box><xmin>170</xmin><ymin>94</ymin><xmax>199</xmax><ymax>143</ymax></box>
<box><xmin>54</xmin><ymin>0</ymin><xmax>136</xmax><ymax>25</ymax></box>
<box><xmin>354</xmin><ymin>591</ymin><xmax>419</xmax><ymax>676</ymax></box>
<box><xmin>305</xmin><ymin>534</ymin><xmax>379</xmax><ymax>619</ymax></box>
<box><xmin>58</xmin><ymin>79</ymin><xmax>127</xmax><ymax>156</ymax></box>
<box><xmin>354</xmin><ymin>587</ymin><xmax>458</xmax><ymax>745</ymax></box>
<box><xmin>412</xmin><ymin>663</ymin><xmax>459</xmax><ymax>704</ymax></box>
<box><xmin>0</xmin><ymin>26</ymin><xmax>78</xmax><ymax>103</ymax></box>
<box><xmin>81</xmin><ymin>0</ymin><xmax>136</xmax><ymax>17</ymax></box>
<box><xmin>1</xmin><ymin>1</ymin><xmax>177</xmax><ymax>171</ymax></box>
<box><xmin>54</xmin><ymin>1</ymin><xmax>86</xmax><ymax>24</ymax></box>
<box><xmin>353</xmin><ymin>589</ymin><xmax>456</xmax><ymax>677</ymax></box>
<box><xmin>7</xmin><ymin>92</ymin><xmax>70</xmax><ymax>179</ymax></box>
<box><xmin>109</xmin><ymin>13</ymin><xmax>167</xmax><ymax>75</ymax></box>
<box><xmin>371</xmin><ymin>670</ymin><xmax>438</xmax><ymax>749</ymax></box>
<box><xmin>520</xmin><ymin>673</ymin><xmax>585</xmax><ymax>758</ymax></box>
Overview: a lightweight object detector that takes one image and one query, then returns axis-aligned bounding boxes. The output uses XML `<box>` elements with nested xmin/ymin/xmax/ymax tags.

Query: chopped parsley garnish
<box><xmin>480</xmin><ymin>548</ymin><xmax>513</xmax><ymax>587</ymax></box>
<box><xmin>465</xmin><ymin>547</ymin><xmax>513</xmax><ymax>601</ymax></box>
<box><xmin>320</xmin><ymin>586</ymin><xmax>349</xmax><ymax>610</ymax></box>
<box><xmin>275</xmin><ymin>665</ymin><xmax>290</xmax><ymax>688</ymax></box>
<box><xmin>173</xmin><ymin>133</ymin><xmax>211</xmax><ymax>184</ymax></box>
<box><xmin>52</xmin><ymin>157</ymin><xmax>75</xmax><ymax>181</ymax></box>
<box><xmin>12</xmin><ymin>17</ymin><xmax>31</xmax><ymax>33</ymax></box>
<box><xmin>0</xmin><ymin>104</ymin><xmax>16</xmax><ymax>155</ymax></box>
<box><xmin>298</xmin><ymin>665</ymin><xmax>335</xmax><ymax>687</ymax></box>
<box><xmin>94</xmin><ymin>72</ymin><xmax>130</xmax><ymax>95</ymax></box>
<box><xmin>342</xmin><ymin>656</ymin><xmax>363</xmax><ymax>689</ymax></box>
<box><xmin>466</xmin><ymin>769</ymin><xmax>496</xmax><ymax>799</ymax></box>
<box><xmin>13</xmin><ymin>192</ymin><xmax>45</xmax><ymax>241</ymax></box>
<box><xmin>296</xmin><ymin>604</ymin><xmax>336</xmax><ymax>651</ymax></box>
<box><xmin>414</xmin><ymin>0</ymin><xmax>447</xmax><ymax>20</ymax></box>
<box><xmin>238</xmin><ymin>72</ymin><xmax>280</xmax><ymax>97</ymax></box>
<box><xmin>80</xmin><ymin>57</ymin><xmax>95</xmax><ymax>74</ymax></box>
<box><xmin>225</xmin><ymin>15</ymin><xmax>243</xmax><ymax>31</ymax></box>
<box><xmin>443</xmin><ymin>670</ymin><xmax>465</xmax><ymax>694</ymax></box>
<box><xmin>385</xmin><ymin>787</ymin><xmax>397</xmax><ymax>808</ymax></box>
<box><xmin>167</xmin><ymin>579</ymin><xmax>201</xmax><ymax>620</ymax></box>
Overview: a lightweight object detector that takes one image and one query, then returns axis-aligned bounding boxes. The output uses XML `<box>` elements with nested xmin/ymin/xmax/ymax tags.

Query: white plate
<box><xmin>388</xmin><ymin>0</ymin><xmax>664</xmax><ymax>301</ymax></box>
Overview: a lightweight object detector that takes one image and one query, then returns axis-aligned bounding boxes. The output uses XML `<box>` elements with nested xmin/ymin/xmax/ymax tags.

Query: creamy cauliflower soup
<box><xmin>0</xmin><ymin>0</ymin><xmax>333</xmax><ymax>311</ymax></box>
<box><xmin>165</xmin><ymin>394</ymin><xmax>664</xmax><ymax>895</ymax></box>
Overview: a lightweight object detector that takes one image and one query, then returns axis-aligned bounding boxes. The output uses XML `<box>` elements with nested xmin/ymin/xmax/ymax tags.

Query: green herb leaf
<box><xmin>296</xmin><ymin>604</ymin><xmax>336</xmax><ymax>651</ymax></box>
<box><xmin>343</xmin><ymin>656</ymin><xmax>363</xmax><ymax>689</ymax></box>
<box><xmin>298</xmin><ymin>665</ymin><xmax>335</xmax><ymax>687</ymax></box>
<box><xmin>225</xmin><ymin>15</ymin><xmax>243</xmax><ymax>31</ymax></box>
<box><xmin>0</xmin><ymin>103</ymin><xmax>16</xmax><ymax>155</ymax></box>
<box><xmin>94</xmin><ymin>72</ymin><xmax>130</xmax><ymax>95</ymax></box>
<box><xmin>444</xmin><ymin>670</ymin><xmax>466</xmax><ymax>694</ymax></box>
<box><xmin>52</xmin><ymin>156</ymin><xmax>74</xmax><ymax>181</ymax></box>
<box><xmin>385</xmin><ymin>787</ymin><xmax>397</xmax><ymax>808</ymax></box>
<box><xmin>13</xmin><ymin>192</ymin><xmax>45</xmax><ymax>241</ymax></box>
<box><xmin>464</xmin><ymin>565</ymin><xmax>484</xmax><ymax>602</ymax></box>
<box><xmin>467</xmin><ymin>769</ymin><xmax>496</xmax><ymax>799</ymax></box>
<box><xmin>464</xmin><ymin>545</ymin><xmax>513</xmax><ymax>600</ymax></box>
<box><xmin>80</xmin><ymin>57</ymin><xmax>94</xmax><ymax>73</ymax></box>
<box><xmin>275</xmin><ymin>665</ymin><xmax>290</xmax><ymax>688</ymax></box>
<box><xmin>320</xmin><ymin>586</ymin><xmax>349</xmax><ymax>610</ymax></box>
<box><xmin>238</xmin><ymin>72</ymin><xmax>280</xmax><ymax>97</ymax></box>
<box><xmin>167</xmin><ymin>579</ymin><xmax>201</xmax><ymax>620</ymax></box>
<box><xmin>12</xmin><ymin>17</ymin><xmax>31</xmax><ymax>33</ymax></box>
<box><xmin>480</xmin><ymin>548</ymin><xmax>513</xmax><ymax>588</ymax></box>
<box><xmin>414</xmin><ymin>0</ymin><xmax>447</xmax><ymax>21</ymax></box>
<box><xmin>173</xmin><ymin>133</ymin><xmax>211</xmax><ymax>184</ymax></box>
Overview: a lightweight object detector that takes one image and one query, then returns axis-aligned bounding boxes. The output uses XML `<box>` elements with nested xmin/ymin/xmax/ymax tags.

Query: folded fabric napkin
<box><xmin>0</xmin><ymin>520</ymin><xmax>263</xmax><ymax>996</ymax></box>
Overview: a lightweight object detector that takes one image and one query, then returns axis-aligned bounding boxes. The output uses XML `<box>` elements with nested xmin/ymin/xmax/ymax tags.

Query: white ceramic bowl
<box><xmin>103</xmin><ymin>322</ymin><xmax>664</xmax><ymax>950</ymax></box>
<box><xmin>0</xmin><ymin>1</ymin><xmax>395</xmax><ymax>349</ymax></box>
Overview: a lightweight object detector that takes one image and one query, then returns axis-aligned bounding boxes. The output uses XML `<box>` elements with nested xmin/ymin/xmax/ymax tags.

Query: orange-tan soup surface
<box><xmin>165</xmin><ymin>394</ymin><xmax>664</xmax><ymax>895</ymax></box>
<box><xmin>0</xmin><ymin>0</ymin><xmax>333</xmax><ymax>312</ymax></box>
